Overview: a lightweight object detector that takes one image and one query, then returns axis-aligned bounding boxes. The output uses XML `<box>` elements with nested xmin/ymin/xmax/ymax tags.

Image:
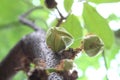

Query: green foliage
<box><xmin>89</xmin><ymin>0</ymin><xmax>120</xmax><ymax>3</ymax></box>
<box><xmin>107</xmin><ymin>44</ymin><xmax>120</xmax><ymax>66</ymax></box>
<box><xmin>0</xmin><ymin>0</ymin><xmax>28</xmax><ymax>25</ymax></box>
<box><xmin>83</xmin><ymin>3</ymin><xmax>114</xmax><ymax>49</ymax></box>
<box><xmin>30</xmin><ymin>9</ymin><xmax>49</xmax><ymax>30</ymax></box>
<box><xmin>31</xmin><ymin>9</ymin><xmax>49</xmax><ymax>20</ymax></box>
<box><xmin>107</xmin><ymin>14</ymin><xmax>120</xmax><ymax>21</ymax></box>
<box><xmin>77</xmin><ymin>77</ymin><xmax>87</xmax><ymax>80</ymax></box>
<box><xmin>64</xmin><ymin>0</ymin><xmax>74</xmax><ymax>12</ymax></box>
<box><xmin>12</xmin><ymin>71</ymin><xmax>27</xmax><ymax>80</ymax></box>
<box><xmin>0</xmin><ymin>0</ymin><xmax>120</xmax><ymax>80</ymax></box>
<box><xmin>62</xmin><ymin>14</ymin><xmax>83</xmax><ymax>48</ymax></box>
<box><xmin>0</xmin><ymin>26</ymin><xmax>32</xmax><ymax>61</ymax></box>
<box><xmin>0</xmin><ymin>26</ymin><xmax>32</xmax><ymax>80</ymax></box>
<box><xmin>74</xmin><ymin>53</ymin><xmax>100</xmax><ymax>71</ymax></box>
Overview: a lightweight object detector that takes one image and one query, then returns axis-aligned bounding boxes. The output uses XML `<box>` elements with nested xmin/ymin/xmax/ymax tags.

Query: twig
<box><xmin>55</xmin><ymin>7</ymin><xmax>71</xmax><ymax>27</ymax></box>
<box><xmin>102</xmin><ymin>51</ymin><xmax>109</xmax><ymax>80</ymax></box>
<box><xmin>19</xmin><ymin>6</ymin><xmax>43</xmax><ymax>31</ymax></box>
<box><xmin>55</xmin><ymin>7</ymin><xmax>64</xmax><ymax>19</ymax></box>
<box><xmin>55</xmin><ymin>7</ymin><xmax>66</xmax><ymax>27</ymax></box>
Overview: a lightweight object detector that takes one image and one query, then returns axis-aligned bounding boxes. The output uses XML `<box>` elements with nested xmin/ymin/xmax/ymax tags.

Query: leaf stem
<box><xmin>55</xmin><ymin>7</ymin><xmax>64</xmax><ymax>19</ymax></box>
<box><xmin>55</xmin><ymin>7</ymin><xmax>66</xmax><ymax>27</ymax></box>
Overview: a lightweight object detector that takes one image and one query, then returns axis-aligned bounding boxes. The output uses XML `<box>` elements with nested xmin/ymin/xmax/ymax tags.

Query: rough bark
<box><xmin>0</xmin><ymin>40</ymin><xmax>27</xmax><ymax>80</ymax></box>
<box><xmin>0</xmin><ymin>29</ymin><xmax>63</xmax><ymax>80</ymax></box>
<box><xmin>0</xmin><ymin>6</ymin><xmax>78</xmax><ymax>80</ymax></box>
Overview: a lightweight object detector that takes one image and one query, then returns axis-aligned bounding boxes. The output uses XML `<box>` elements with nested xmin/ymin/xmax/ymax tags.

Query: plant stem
<box><xmin>102</xmin><ymin>51</ymin><xmax>109</xmax><ymax>80</ymax></box>
<box><xmin>55</xmin><ymin>7</ymin><xmax>64</xmax><ymax>19</ymax></box>
<box><xmin>19</xmin><ymin>6</ymin><xmax>43</xmax><ymax>31</ymax></box>
<box><xmin>55</xmin><ymin>7</ymin><xmax>66</xmax><ymax>27</ymax></box>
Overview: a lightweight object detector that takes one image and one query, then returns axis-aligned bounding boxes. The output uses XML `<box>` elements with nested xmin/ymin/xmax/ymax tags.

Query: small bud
<box><xmin>55</xmin><ymin>59</ymin><xmax>73</xmax><ymax>71</ymax></box>
<box><xmin>83</xmin><ymin>34</ymin><xmax>104</xmax><ymax>57</ymax></box>
<box><xmin>63</xmin><ymin>59</ymin><xmax>73</xmax><ymax>71</ymax></box>
<box><xmin>45</xmin><ymin>0</ymin><xmax>57</xmax><ymax>9</ymax></box>
<box><xmin>46</xmin><ymin>27</ymin><xmax>74</xmax><ymax>52</ymax></box>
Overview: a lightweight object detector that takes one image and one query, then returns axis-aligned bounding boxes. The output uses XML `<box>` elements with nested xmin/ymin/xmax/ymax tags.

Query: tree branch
<box><xmin>0</xmin><ymin>40</ymin><xmax>29</xmax><ymax>80</ymax></box>
<box><xmin>0</xmin><ymin>6</ymin><xmax>78</xmax><ymax>80</ymax></box>
<box><xmin>19</xmin><ymin>6</ymin><xmax>43</xmax><ymax>31</ymax></box>
<box><xmin>55</xmin><ymin>7</ymin><xmax>66</xmax><ymax>27</ymax></box>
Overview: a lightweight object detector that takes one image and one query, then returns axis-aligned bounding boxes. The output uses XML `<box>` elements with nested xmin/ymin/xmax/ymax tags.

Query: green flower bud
<box><xmin>63</xmin><ymin>59</ymin><xmax>73</xmax><ymax>71</ymax></box>
<box><xmin>83</xmin><ymin>35</ymin><xmax>104</xmax><ymax>57</ymax></box>
<box><xmin>46</xmin><ymin>27</ymin><xmax>74</xmax><ymax>52</ymax></box>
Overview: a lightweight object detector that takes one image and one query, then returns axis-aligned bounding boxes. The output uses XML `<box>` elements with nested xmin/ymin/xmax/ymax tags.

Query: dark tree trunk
<box><xmin>0</xmin><ymin>30</ymin><xmax>62</xmax><ymax>80</ymax></box>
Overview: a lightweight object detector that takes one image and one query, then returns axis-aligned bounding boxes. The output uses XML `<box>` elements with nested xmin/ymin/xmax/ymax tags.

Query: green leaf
<box><xmin>0</xmin><ymin>0</ymin><xmax>28</xmax><ymax>25</ymax></box>
<box><xmin>13</xmin><ymin>71</ymin><xmax>27</xmax><ymax>80</ymax></box>
<box><xmin>107</xmin><ymin>44</ymin><xmax>120</xmax><ymax>66</ymax></box>
<box><xmin>89</xmin><ymin>0</ymin><xmax>120</xmax><ymax>3</ymax></box>
<box><xmin>82</xmin><ymin>3</ymin><xmax>114</xmax><ymax>49</ymax></box>
<box><xmin>107</xmin><ymin>14</ymin><xmax>120</xmax><ymax>21</ymax></box>
<box><xmin>31</xmin><ymin>9</ymin><xmax>49</xmax><ymax>20</ymax></box>
<box><xmin>74</xmin><ymin>53</ymin><xmax>100</xmax><ymax>71</ymax></box>
<box><xmin>0</xmin><ymin>24</ymin><xmax>32</xmax><ymax>61</ymax></box>
<box><xmin>64</xmin><ymin>0</ymin><xmax>74</xmax><ymax>12</ymax></box>
<box><xmin>62</xmin><ymin>14</ymin><xmax>83</xmax><ymax>48</ymax></box>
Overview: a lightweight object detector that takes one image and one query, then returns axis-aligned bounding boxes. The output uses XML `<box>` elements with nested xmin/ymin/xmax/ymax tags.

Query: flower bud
<box><xmin>46</xmin><ymin>27</ymin><xmax>74</xmax><ymax>52</ymax></box>
<box><xmin>63</xmin><ymin>59</ymin><xmax>73</xmax><ymax>71</ymax></box>
<box><xmin>83</xmin><ymin>35</ymin><xmax>104</xmax><ymax>57</ymax></box>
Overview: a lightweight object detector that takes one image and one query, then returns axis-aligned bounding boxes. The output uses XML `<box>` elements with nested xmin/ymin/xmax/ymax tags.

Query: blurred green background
<box><xmin>0</xmin><ymin>0</ymin><xmax>120</xmax><ymax>80</ymax></box>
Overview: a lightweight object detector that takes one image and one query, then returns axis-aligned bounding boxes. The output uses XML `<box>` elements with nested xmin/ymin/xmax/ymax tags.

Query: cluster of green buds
<box><xmin>46</xmin><ymin>27</ymin><xmax>74</xmax><ymax>52</ymax></box>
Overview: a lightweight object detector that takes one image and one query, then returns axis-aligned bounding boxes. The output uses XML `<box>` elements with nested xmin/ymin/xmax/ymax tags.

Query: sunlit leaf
<box><xmin>107</xmin><ymin>44</ymin><xmax>120</xmax><ymax>66</ymax></box>
<box><xmin>0</xmin><ymin>25</ymin><xmax>32</xmax><ymax>61</ymax></box>
<box><xmin>62</xmin><ymin>14</ymin><xmax>83</xmax><ymax>48</ymax></box>
<box><xmin>77</xmin><ymin>77</ymin><xmax>87</xmax><ymax>80</ymax></box>
<box><xmin>64</xmin><ymin>0</ymin><xmax>73</xmax><ymax>12</ymax></box>
<box><xmin>83</xmin><ymin>3</ymin><xmax>114</xmax><ymax>49</ymax></box>
<box><xmin>74</xmin><ymin>53</ymin><xmax>100</xmax><ymax>71</ymax></box>
<box><xmin>107</xmin><ymin>14</ymin><xmax>120</xmax><ymax>21</ymax></box>
<box><xmin>27</xmin><ymin>8</ymin><xmax>49</xmax><ymax>30</ymax></box>
<box><xmin>13</xmin><ymin>71</ymin><xmax>27</xmax><ymax>80</ymax></box>
<box><xmin>35</xmin><ymin>19</ymin><xmax>48</xmax><ymax>31</ymax></box>
<box><xmin>0</xmin><ymin>0</ymin><xmax>28</xmax><ymax>25</ymax></box>
<box><xmin>89</xmin><ymin>0</ymin><xmax>120</xmax><ymax>3</ymax></box>
<box><xmin>31</xmin><ymin>9</ymin><xmax>49</xmax><ymax>20</ymax></box>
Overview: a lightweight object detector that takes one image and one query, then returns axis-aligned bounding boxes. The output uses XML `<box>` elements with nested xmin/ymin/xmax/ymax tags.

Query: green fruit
<box><xmin>46</xmin><ymin>27</ymin><xmax>74</xmax><ymax>52</ymax></box>
<box><xmin>83</xmin><ymin>35</ymin><xmax>104</xmax><ymax>57</ymax></box>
